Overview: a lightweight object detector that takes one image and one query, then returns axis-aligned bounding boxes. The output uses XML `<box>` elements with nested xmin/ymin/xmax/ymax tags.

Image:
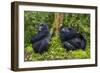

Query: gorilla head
<box><xmin>38</xmin><ymin>23</ymin><xmax>49</xmax><ymax>32</ymax></box>
<box><xmin>60</xmin><ymin>27</ymin><xmax>78</xmax><ymax>41</ymax></box>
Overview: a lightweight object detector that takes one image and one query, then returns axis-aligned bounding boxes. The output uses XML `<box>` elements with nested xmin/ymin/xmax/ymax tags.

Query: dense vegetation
<box><xmin>24</xmin><ymin>11</ymin><xmax>90</xmax><ymax>61</ymax></box>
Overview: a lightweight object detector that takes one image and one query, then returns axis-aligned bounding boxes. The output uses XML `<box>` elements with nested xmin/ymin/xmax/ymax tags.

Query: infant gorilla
<box><xmin>31</xmin><ymin>23</ymin><xmax>50</xmax><ymax>53</ymax></box>
<box><xmin>60</xmin><ymin>26</ymin><xmax>86</xmax><ymax>51</ymax></box>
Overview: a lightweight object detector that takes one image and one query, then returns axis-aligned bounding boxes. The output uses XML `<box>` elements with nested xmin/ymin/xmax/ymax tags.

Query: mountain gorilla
<box><xmin>31</xmin><ymin>23</ymin><xmax>50</xmax><ymax>53</ymax></box>
<box><xmin>59</xmin><ymin>26</ymin><xmax>86</xmax><ymax>51</ymax></box>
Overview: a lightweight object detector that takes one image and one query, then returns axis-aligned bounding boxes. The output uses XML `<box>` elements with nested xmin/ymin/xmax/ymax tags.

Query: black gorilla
<box><xmin>31</xmin><ymin>23</ymin><xmax>50</xmax><ymax>53</ymax></box>
<box><xmin>60</xmin><ymin>26</ymin><xmax>86</xmax><ymax>51</ymax></box>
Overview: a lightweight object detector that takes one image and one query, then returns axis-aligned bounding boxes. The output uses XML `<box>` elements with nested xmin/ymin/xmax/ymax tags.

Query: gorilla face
<box><xmin>38</xmin><ymin>24</ymin><xmax>48</xmax><ymax>32</ymax></box>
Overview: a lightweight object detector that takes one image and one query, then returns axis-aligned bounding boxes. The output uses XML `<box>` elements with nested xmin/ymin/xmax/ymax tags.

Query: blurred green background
<box><xmin>24</xmin><ymin>11</ymin><xmax>90</xmax><ymax>61</ymax></box>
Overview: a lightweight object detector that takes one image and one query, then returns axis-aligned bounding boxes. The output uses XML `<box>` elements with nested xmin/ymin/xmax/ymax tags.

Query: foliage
<box><xmin>24</xmin><ymin>11</ymin><xmax>90</xmax><ymax>61</ymax></box>
<box><xmin>25</xmin><ymin>35</ymin><xmax>90</xmax><ymax>61</ymax></box>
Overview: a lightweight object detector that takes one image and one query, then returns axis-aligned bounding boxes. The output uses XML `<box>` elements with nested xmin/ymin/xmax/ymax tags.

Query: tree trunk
<box><xmin>52</xmin><ymin>13</ymin><xmax>64</xmax><ymax>35</ymax></box>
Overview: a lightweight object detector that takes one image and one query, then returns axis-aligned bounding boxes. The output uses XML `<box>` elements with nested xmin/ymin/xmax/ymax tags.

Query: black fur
<box><xmin>31</xmin><ymin>23</ymin><xmax>50</xmax><ymax>53</ymax></box>
<box><xmin>60</xmin><ymin>26</ymin><xmax>86</xmax><ymax>51</ymax></box>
